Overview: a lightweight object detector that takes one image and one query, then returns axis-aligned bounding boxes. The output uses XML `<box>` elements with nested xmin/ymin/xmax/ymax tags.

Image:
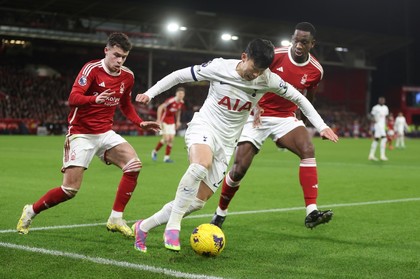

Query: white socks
<box><xmin>166</xmin><ymin>163</ymin><xmax>208</xmax><ymax>231</ymax></box>
<box><xmin>306</xmin><ymin>204</ymin><xmax>318</xmax><ymax>216</ymax></box>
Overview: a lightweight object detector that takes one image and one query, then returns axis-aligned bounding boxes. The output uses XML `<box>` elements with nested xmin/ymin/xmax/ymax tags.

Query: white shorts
<box><xmin>160</xmin><ymin>122</ymin><xmax>176</xmax><ymax>136</ymax></box>
<box><xmin>373</xmin><ymin>123</ymin><xmax>386</xmax><ymax>138</ymax></box>
<box><xmin>63</xmin><ymin>130</ymin><xmax>127</xmax><ymax>170</ymax></box>
<box><xmin>239</xmin><ymin>116</ymin><xmax>305</xmax><ymax>150</ymax></box>
<box><xmin>396</xmin><ymin>127</ymin><xmax>405</xmax><ymax>135</ymax></box>
<box><xmin>184</xmin><ymin>121</ymin><xmax>235</xmax><ymax>193</ymax></box>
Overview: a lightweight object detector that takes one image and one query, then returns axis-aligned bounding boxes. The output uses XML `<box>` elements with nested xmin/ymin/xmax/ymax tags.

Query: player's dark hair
<box><xmin>295</xmin><ymin>22</ymin><xmax>316</xmax><ymax>38</ymax></box>
<box><xmin>244</xmin><ymin>38</ymin><xmax>275</xmax><ymax>69</ymax></box>
<box><xmin>176</xmin><ymin>87</ymin><xmax>185</xmax><ymax>93</ymax></box>
<box><xmin>107</xmin><ymin>32</ymin><xmax>133</xmax><ymax>52</ymax></box>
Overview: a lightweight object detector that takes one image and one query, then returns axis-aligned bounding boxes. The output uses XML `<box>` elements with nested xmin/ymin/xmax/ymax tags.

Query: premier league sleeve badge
<box><xmin>78</xmin><ymin>75</ymin><xmax>88</xmax><ymax>86</ymax></box>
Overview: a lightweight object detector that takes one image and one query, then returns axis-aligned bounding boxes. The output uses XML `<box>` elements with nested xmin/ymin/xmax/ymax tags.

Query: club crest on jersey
<box><xmin>198</xmin><ymin>60</ymin><xmax>212</xmax><ymax>71</ymax></box>
<box><xmin>300</xmin><ymin>74</ymin><xmax>308</xmax><ymax>85</ymax></box>
<box><xmin>279</xmin><ymin>80</ymin><xmax>287</xmax><ymax>90</ymax></box>
<box><xmin>78</xmin><ymin>75</ymin><xmax>87</xmax><ymax>86</ymax></box>
<box><xmin>120</xmin><ymin>82</ymin><xmax>125</xmax><ymax>94</ymax></box>
<box><xmin>202</xmin><ymin>60</ymin><xmax>212</xmax><ymax>67</ymax></box>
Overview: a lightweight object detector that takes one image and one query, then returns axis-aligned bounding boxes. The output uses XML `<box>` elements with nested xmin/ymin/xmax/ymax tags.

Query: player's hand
<box><xmin>96</xmin><ymin>89</ymin><xmax>115</xmax><ymax>104</ymax></box>
<box><xmin>320</xmin><ymin>127</ymin><xmax>339</xmax><ymax>143</ymax></box>
<box><xmin>136</xmin><ymin>94</ymin><xmax>150</xmax><ymax>104</ymax></box>
<box><xmin>140</xmin><ymin>121</ymin><xmax>161</xmax><ymax>132</ymax></box>
<box><xmin>252</xmin><ymin>104</ymin><xmax>264</xmax><ymax>128</ymax></box>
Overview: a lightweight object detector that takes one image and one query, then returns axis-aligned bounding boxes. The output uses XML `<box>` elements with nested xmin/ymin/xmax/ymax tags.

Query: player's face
<box><xmin>176</xmin><ymin>90</ymin><xmax>185</xmax><ymax>101</ymax></box>
<box><xmin>291</xmin><ymin>30</ymin><xmax>315</xmax><ymax>63</ymax></box>
<box><xmin>379</xmin><ymin>97</ymin><xmax>386</xmax><ymax>105</ymax></box>
<box><xmin>238</xmin><ymin>53</ymin><xmax>266</xmax><ymax>81</ymax></box>
<box><xmin>104</xmin><ymin>45</ymin><xmax>129</xmax><ymax>73</ymax></box>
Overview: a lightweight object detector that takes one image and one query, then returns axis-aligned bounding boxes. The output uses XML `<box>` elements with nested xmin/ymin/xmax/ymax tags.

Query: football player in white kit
<box><xmin>133</xmin><ymin>38</ymin><xmax>338</xmax><ymax>252</ymax></box>
<box><xmin>394</xmin><ymin>112</ymin><xmax>409</xmax><ymax>148</ymax></box>
<box><xmin>368</xmin><ymin>96</ymin><xmax>389</xmax><ymax>161</ymax></box>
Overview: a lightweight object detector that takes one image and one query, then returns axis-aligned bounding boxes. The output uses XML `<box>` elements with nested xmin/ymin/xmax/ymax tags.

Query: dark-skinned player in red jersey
<box><xmin>17</xmin><ymin>32</ymin><xmax>160</xmax><ymax>237</ymax></box>
<box><xmin>211</xmin><ymin>22</ymin><xmax>336</xmax><ymax>229</ymax></box>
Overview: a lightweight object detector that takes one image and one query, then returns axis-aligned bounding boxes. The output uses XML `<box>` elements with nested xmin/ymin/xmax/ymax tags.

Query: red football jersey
<box><xmin>259</xmin><ymin>46</ymin><xmax>323</xmax><ymax>117</ymax></box>
<box><xmin>67</xmin><ymin>59</ymin><xmax>142</xmax><ymax>134</ymax></box>
<box><xmin>161</xmin><ymin>97</ymin><xmax>184</xmax><ymax>124</ymax></box>
<box><xmin>387</xmin><ymin>118</ymin><xmax>395</xmax><ymax>131</ymax></box>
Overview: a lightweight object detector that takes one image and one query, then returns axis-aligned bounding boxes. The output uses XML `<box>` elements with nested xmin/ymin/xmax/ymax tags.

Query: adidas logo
<box><xmin>99</xmin><ymin>82</ymin><xmax>106</xmax><ymax>87</ymax></box>
<box><xmin>276</xmin><ymin>66</ymin><xmax>284</xmax><ymax>72</ymax></box>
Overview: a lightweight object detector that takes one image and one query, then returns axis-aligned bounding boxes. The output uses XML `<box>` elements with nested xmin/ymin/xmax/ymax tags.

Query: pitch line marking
<box><xmin>0</xmin><ymin>242</ymin><xmax>224</xmax><ymax>279</ymax></box>
<box><xmin>1</xmin><ymin>197</ymin><xmax>419</xmax><ymax>234</ymax></box>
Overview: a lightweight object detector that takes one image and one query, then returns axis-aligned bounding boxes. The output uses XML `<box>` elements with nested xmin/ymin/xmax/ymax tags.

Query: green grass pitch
<box><xmin>0</xmin><ymin>135</ymin><xmax>419</xmax><ymax>278</ymax></box>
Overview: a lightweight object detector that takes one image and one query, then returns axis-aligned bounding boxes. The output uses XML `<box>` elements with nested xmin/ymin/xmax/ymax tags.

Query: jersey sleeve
<box><xmin>144</xmin><ymin>67</ymin><xmax>196</xmax><ymax>99</ymax></box>
<box><xmin>144</xmin><ymin>59</ymin><xmax>221</xmax><ymax>100</ymax></box>
<box><xmin>192</xmin><ymin>58</ymin><xmax>224</xmax><ymax>81</ymax></box>
<box><xmin>119</xmin><ymin>79</ymin><xmax>143</xmax><ymax>126</ymax></box>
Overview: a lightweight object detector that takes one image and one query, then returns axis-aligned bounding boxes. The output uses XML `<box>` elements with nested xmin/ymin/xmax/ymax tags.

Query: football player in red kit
<box><xmin>211</xmin><ymin>22</ymin><xmax>335</xmax><ymax>229</ymax></box>
<box><xmin>386</xmin><ymin>113</ymin><xmax>395</xmax><ymax>150</ymax></box>
<box><xmin>151</xmin><ymin>87</ymin><xmax>185</xmax><ymax>163</ymax></box>
<box><xmin>17</xmin><ymin>32</ymin><xmax>160</xmax><ymax>237</ymax></box>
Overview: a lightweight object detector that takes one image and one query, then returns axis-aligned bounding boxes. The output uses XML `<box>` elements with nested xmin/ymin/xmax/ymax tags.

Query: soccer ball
<box><xmin>190</xmin><ymin>223</ymin><xmax>226</xmax><ymax>256</ymax></box>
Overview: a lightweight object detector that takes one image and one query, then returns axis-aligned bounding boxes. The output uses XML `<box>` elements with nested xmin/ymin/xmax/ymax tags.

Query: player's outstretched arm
<box><xmin>319</xmin><ymin>127</ymin><xmax>339</xmax><ymax>143</ymax></box>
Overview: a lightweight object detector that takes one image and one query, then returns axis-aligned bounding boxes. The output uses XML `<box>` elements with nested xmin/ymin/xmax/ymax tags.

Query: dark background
<box><xmin>146</xmin><ymin>0</ymin><xmax>420</xmax><ymax>100</ymax></box>
<box><xmin>1</xmin><ymin>0</ymin><xmax>419</xmax><ymax>107</ymax></box>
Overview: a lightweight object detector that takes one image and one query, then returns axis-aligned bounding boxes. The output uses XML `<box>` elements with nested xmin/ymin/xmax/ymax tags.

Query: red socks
<box><xmin>218</xmin><ymin>173</ymin><xmax>240</xmax><ymax>210</ymax></box>
<box><xmin>165</xmin><ymin>144</ymin><xmax>172</xmax><ymax>156</ymax></box>
<box><xmin>112</xmin><ymin>171</ymin><xmax>139</xmax><ymax>212</ymax></box>
<box><xmin>155</xmin><ymin>141</ymin><xmax>164</xmax><ymax>152</ymax></box>
<box><xmin>32</xmin><ymin>186</ymin><xmax>71</xmax><ymax>214</ymax></box>
<box><xmin>299</xmin><ymin>158</ymin><xmax>318</xmax><ymax>206</ymax></box>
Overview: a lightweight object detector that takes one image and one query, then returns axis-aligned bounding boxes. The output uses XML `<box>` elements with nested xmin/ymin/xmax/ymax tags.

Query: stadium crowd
<box><xmin>1</xmin><ymin>64</ymin><xmax>419</xmax><ymax>137</ymax></box>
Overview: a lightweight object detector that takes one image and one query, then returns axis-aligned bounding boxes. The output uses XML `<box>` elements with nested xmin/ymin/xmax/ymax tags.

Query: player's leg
<box><xmin>210</xmin><ymin>141</ymin><xmax>258</xmax><ymax>228</ymax></box>
<box><xmin>17</xmin><ymin>167</ymin><xmax>84</xmax><ymax>234</ymax></box>
<box><xmin>163</xmin><ymin>124</ymin><xmax>176</xmax><ymax>162</ymax></box>
<box><xmin>164</xmin><ymin>143</ymin><xmax>210</xmax><ymax>251</ymax></box>
<box><xmin>17</xmin><ymin>135</ymin><xmax>93</xmax><ymax>234</ymax></box>
<box><xmin>277</xmin><ymin>126</ymin><xmax>333</xmax><ymax>229</ymax></box>
<box><xmin>133</xmin><ymin>182</ymin><xmax>210</xmax><ymax>253</ymax></box>
<box><xmin>387</xmin><ymin>130</ymin><xmax>394</xmax><ymax>150</ymax></box>
<box><xmin>151</xmin><ymin>136</ymin><xmax>164</xmax><ymax>161</ymax></box>
<box><xmin>163</xmin><ymin>134</ymin><xmax>175</xmax><ymax>162</ymax></box>
<box><xmin>210</xmin><ymin>118</ymin><xmax>267</xmax><ymax>228</ymax></box>
<box><xmin>104</xmin><ymin>140</ymin><xmax>142</xmax><ymax>237</ymax></box>
<box><xmin>369</xmin><ymin>124</ymin><xmax>383</xmax><ymax>161</ymax></box>
<box><xmin>369</xmin><ymin>138</ymin><xmax>379</xmax><ymax>160</ymax></box>
<box><xmin>380</xmin><ymin>134</ymin><xmax>388</xmax><ymax>160</ymax></box>
<box><xmin>401</xmin><ymin>132</ymin><xmax>406</xmax><ymax>148</ymax></box>
<box><xmin>395</xmin><ymin>132</ymin><xmax>402</xmax><ymax>148</ymax></box>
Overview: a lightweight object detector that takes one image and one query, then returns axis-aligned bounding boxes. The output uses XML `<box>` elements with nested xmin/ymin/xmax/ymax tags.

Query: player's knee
<box><xmin>122</xmin><ymin>158</ymin><xmax>142</xmax><ymax>173</ymax></box>
<box><xmin>230</xmin><ymin>165</ymin><xmax>247</xmax><ymax>181</ymax></box>
<box><xmin>61</xmin><ymin>185</ymin><xmax>79</xmax><ymax>199</ymax></box>
<box><xmin>187</xmin><ymin>198</ymin><xmax>206</xmax><ymax>213</ymax></box>
<box><xmin>189</xmin><ymin>163</ymin><xmax>208</xmax><ymax>180</ymax></box>
<box><xmin>300</xmin><ymin>142</ymin><xmax>315</xmax><ymax>158</ymax></box>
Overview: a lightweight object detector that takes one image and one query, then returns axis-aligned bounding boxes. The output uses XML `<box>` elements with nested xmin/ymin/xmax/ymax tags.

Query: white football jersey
<box><xmin>145</xmin><ymin>58</ymin><xmax>328</xmax><ymax>144</ymax></box>
<box><xmin>394</xmin><ymin>115</ymin><xmax>408</xmax><ymax>133</ymax></box>
<box><xmin>371</xmin><ymin>104</ymin><xmax>389</xmax><ymax>126</ymax></box>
